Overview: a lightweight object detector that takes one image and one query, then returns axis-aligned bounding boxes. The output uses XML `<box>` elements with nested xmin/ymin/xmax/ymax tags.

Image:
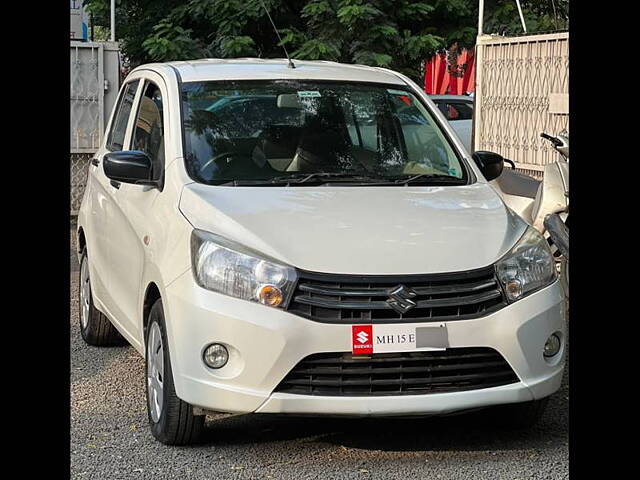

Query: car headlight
<box><xmin>496</xmin><ymin>226</ymin><xmax>557</xmax><ymax>302</ymax></box>
<box><xmin>190</xmin><ymin>229</ymin><xmax>297</xmax><ymax>308</ymax></box>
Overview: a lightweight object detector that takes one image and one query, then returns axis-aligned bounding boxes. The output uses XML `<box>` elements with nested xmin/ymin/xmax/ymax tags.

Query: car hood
<box><xmin>179</xmin><ymin>183</ymin><xmax>527</xmax><ymax>275</ymax></box>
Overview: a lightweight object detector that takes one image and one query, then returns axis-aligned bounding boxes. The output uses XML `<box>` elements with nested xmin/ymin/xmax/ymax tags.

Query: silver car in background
<box><xmin>430</xmin><ymin>95</ymin><xmax>474</xmax><ymax>152</ymax></box>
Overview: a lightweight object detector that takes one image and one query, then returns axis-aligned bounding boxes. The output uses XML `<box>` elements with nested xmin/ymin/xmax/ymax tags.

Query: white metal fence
<box><xmin>71</xmin><ymin>43</ymin><xmax>104</xmax><ymax>152</ymax></box>
<box><xmin>70</xmin><ymin>41</ymin><xmax>120</xmax><ymax>214</ymax></box>
<box><xmin>473</xmin><ymin>32</ymin><xmax>569</xmax><ymax>176</ymax></box>
<box><xmin>71</xmin><ymin>153</ymin><xmax>92</xmax><ymax>212</ymax></box>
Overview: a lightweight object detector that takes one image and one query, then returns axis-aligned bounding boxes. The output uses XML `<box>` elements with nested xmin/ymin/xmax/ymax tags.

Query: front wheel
<box><xmin>145</xmin><ymin>299</ymin><xmax>205</xmax><ymax>445</ymax></box>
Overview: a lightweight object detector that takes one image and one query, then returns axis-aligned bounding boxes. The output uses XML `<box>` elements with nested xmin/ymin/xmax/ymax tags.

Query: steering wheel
<box><xmin>198</xmin><ymin>151</ymin><xmax>253</xmax><ymax>178</ymax></box>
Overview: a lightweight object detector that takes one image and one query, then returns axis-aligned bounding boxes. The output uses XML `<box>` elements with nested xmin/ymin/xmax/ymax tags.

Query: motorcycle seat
<box><xmin>495</xmin><ymin>169</ymin><xmax>541</xmax><ymax>199</ymax></box>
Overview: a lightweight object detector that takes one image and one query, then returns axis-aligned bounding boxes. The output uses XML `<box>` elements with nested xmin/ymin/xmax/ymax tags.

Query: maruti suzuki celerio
<box><xmin>76</xmin><ymin>59</ymin><xmax>566</xmax><ymax>445</ymax></box>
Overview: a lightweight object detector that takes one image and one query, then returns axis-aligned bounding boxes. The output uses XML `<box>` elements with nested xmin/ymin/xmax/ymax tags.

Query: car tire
<box><xmin>493</xmin><ymin>397</ymin><xmax>549</xmax><ymax>429</ymax></box>
<box><xmin>145</xmin><ymin>298</ymin><xmax>205</xmax><ymax>445</ymax></box>
<box><xmin>78</xmin><ymin>247</ymin><xmax>127</xmax><ymax>346</ymax></box>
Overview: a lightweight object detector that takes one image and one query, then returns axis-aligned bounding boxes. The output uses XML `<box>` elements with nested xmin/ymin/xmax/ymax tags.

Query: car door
<box><xmin>86</xmin><ymin>79</ymin><xmax>141</xmax><ymax>314</ymax></box>
<box><xmin>107</xmin><ymin>72</ymin><xmax>169</xmax><ymax>341</ymax></box>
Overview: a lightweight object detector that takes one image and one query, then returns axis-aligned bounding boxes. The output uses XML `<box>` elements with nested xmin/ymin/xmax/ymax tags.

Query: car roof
<box><xmin>136</xmin><ymin>58</ymin><xmax>407</xmax><ymax>85</ymax></box>
<box><xmin>429</xmin><ymin>95</ymin><xmax>473</xmax><ymax>102</ymax></box>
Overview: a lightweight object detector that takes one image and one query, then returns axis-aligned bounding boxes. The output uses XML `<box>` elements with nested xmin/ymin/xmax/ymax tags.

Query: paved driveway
<box><xmin>70</xmin><ymin>227</ymin><xmax>568</xmax><ymax>479</ymax></box>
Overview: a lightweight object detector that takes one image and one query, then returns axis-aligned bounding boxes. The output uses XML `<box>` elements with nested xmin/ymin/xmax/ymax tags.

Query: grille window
<box><xmin>275</xmin><ymin>348</ymin><xmax>519</xmax><ymax>396</ymax></box>
<box><xmin>286</xmin><ymin>266</ymin><xmax>507</xmax><ymax>324</ymax></box>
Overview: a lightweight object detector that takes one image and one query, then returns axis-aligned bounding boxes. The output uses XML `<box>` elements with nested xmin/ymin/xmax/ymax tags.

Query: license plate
<box><xmin>351</xmin><ymin>324</ymin><xmax>448</xmax><ymax>355</ymax></box>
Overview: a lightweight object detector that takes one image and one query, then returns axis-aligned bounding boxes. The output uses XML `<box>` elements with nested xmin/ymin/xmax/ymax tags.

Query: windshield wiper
<box><xmin>212</xmin><ymin>172</ymin><xmax>464</xmax><ymax>187</ymax></box>
<box><xmin>392</xmin><ymin>173</ymin><xmax>465</xmax><ymax>185</ymax></box>
<box><xmin>269</xmin><ymin>172</ymin><xmax>394</xmax><ymax>185</ymax></box>
<box><xmin>211</xmin><ymin>173</ymin><xmax>389</xmax><ymax>186</ymax></box>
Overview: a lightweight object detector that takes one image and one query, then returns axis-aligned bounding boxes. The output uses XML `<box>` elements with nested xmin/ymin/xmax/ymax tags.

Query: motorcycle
<box><xmin>490</xmin><ymin>132</ymin><xmax>569</xmax><ymax>293</ymax></box>
<box><xmin>544</xmin><ymin>211</ymin><xmax>569</xmax><ymax>291</ymax></box>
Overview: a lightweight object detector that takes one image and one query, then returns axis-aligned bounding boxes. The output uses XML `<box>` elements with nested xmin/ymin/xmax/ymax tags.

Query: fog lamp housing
<box><xmin>543</xmin><ymin>333</ymin><xmax>562</xmax><ymax>358</ymax></box>
<box><xmin>203</xmin><ymin>343</ymin><xmax>229</xmax><ymax>369</ymax></box>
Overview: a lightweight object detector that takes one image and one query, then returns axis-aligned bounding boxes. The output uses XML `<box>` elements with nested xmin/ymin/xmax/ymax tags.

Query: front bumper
<box><xmin>163</xmin><ymin>271</ymin><xmax>566</xmax><ymax>416</ymax></box>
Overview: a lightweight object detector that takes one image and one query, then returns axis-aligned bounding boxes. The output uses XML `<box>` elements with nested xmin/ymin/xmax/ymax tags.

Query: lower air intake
<box><xmin>275</xmin><ymin>347</ymin><xmax>519</xmax><ymax>396</ymax></box>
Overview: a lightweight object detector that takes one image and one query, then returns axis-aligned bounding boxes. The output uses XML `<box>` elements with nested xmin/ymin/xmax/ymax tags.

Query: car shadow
<box><xmin>196</xmin><ymin>397</ymin><xmax>567</xmax><ymax>453</ymax></box>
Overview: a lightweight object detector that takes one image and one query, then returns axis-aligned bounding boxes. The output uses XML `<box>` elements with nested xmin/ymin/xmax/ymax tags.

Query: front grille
<box><xmin>275</xmin><ymin>348</ymin><xmax>519</xmax><ymax>396</ymax></box>
<box><xmin>287</xmin><ymin>266</ymin><xmax>507</xmax><ymax>324</ymax></box>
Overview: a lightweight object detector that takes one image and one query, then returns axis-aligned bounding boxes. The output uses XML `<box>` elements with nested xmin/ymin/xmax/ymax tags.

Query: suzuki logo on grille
<box><xmin>387</xmin><ymin>285</ymin><xmax>417</xmax><ymax>314</ymax></box>
<box><xmin>356</xmin><ymin>331</ymin><xmax>369</xmax><ymax>344</ymax></box>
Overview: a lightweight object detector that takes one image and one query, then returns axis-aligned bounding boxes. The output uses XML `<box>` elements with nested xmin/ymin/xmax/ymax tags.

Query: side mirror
<box><xmin>472</xmin><ymin>151</ymin><xmax>505</xmax><ymax>181</ymax></box>
<box><xmin>103</xmin><ymin>151</ymin><xmax>157</xmax><ymax>186</ymax></box>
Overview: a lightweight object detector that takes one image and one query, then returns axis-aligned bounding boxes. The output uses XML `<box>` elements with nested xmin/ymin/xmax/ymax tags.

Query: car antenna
<box><xmin>258</xmin><ymin>0</ymin><xmax>295</xmax><ymax>69</ymax></box>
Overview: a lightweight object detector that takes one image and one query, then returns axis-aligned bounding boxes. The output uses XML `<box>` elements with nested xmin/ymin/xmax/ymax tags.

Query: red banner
<box><xmin>425</xmin><ymin>47</ymin><xmax>476</xmax><ymax>95</ymax></box>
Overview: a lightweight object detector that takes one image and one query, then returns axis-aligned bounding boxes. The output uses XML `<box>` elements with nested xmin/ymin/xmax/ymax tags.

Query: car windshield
<box><xmin>181</xmin><ymin>80</ymin><xmax>468</xmax><ymax>185</ymax></box>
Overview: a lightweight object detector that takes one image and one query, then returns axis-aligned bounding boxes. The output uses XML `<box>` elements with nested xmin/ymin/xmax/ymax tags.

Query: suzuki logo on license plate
<box><xmin>352</xmin><ymin>325</ymin><xmax>373</xmax><ymax>355</ymax></box>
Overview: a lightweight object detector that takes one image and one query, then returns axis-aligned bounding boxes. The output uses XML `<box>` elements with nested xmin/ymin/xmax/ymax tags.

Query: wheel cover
<box><xmin>79</xmin><ymin>256</ymin><xmax>91</xmax><ymax>329</ymax></box>
<box><xmin>147</xmin><ymin>322</ymin><xmax>165</xmax><ymax>423</ymax></box>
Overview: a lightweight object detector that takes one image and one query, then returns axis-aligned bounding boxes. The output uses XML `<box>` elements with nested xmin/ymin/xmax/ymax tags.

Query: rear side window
<box><xmin>436</xmin><ymin>101</ymin><xmax>473</xmax><ymax>121</ymax></box>
<box><xmin>107</xmin><ymin>80</ymin><xmax>140</xmax><ymax>151</ymax></box>
<box><xmin>131</xmin><ymin>81</ymin><xmax>165</xmax><ymax>180</ymax></box>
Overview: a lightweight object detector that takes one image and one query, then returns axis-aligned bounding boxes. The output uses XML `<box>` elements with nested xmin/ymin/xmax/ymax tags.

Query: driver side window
<box><xmin>130</xmin><ymin>81</ymin><xmax>165</xmax><ymax>181</ymax></box>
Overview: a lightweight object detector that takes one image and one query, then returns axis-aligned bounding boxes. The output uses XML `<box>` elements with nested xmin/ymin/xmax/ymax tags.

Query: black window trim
<box><xmin>106</xmin><ymin>79</ymin><xmax>141</xmax><ymax>153</ymax></box>
<box><xmin>128</xmin><ymin>78</ymin><xmax>166</xmax><ymax>190</ymax></box>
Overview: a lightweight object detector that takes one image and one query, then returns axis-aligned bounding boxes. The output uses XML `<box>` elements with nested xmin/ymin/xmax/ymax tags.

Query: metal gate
<box><xmin>70</xmin><ymin>41</ymin><xmax>120</xmax><ymax>214</ymax></box>
<box><xmin>473</xmin><ymin>32</ymin><xmax>569</xmax><ymax>177</ymax></box>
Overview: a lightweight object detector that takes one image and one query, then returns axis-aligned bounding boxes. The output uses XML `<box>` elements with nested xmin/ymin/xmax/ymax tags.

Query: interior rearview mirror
<box><xmin>277</xmin><ymin>94</ymin><xmax>303</xmax><ymax>109</ymax></box>
<box><xmin>103</xmin><ymin>150</ymin><xmax>158</xmax><ymax>187</ymax></box>
<box><xmin>472</xmin><ymin>151</ymin><xmax>505</xmax><ymax>181</ymax></box>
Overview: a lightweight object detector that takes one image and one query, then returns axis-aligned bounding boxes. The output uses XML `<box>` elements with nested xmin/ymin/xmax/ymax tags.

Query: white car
<box><xmin>76</xmin><ymin>59</ymin><xmax>566</xmax><ymax>445</ymax></box>
<box><xmin>430</xmin><ymin>95</ymin><xmax>474</xmax><ymax>152</ymax></box>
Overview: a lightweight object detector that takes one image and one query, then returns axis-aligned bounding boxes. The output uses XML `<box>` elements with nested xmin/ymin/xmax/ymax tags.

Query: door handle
<box><xmin>91</xmin><ymin>157</ymin><xmax>100</xmax><ymax>167</ymax></box>
<box><xmin>110</xmin><ymin>180</ymin><xmax>121</xmax><ymax>189</ymax></box>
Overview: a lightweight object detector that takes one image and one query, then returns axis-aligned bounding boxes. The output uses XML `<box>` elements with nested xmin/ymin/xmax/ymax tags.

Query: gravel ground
<box><xmin>70</xmin><ymin>226</ymin><xmax>569</xmax><ymax>479</ymax></box>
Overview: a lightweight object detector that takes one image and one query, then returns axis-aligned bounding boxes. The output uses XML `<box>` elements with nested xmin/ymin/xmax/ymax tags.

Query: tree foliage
<box><xmin>85</xmin><ymin>0</ymin><xmax>568</xmax><ymax>82</ymax></box>
<box><xmin>483</xmin><ymin>0</ymin><xmax>569</xmax><ymax>35</ymax></box>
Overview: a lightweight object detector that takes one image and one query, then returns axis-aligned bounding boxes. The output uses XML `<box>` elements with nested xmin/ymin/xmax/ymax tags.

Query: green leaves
<box><xmin>370</xmin><ymin>25</ymin><xmax>399</xmax><ymax>39</ymax></box>
<box><xmin>219</xmin><ymin>36</ymin><xmax>257</xmax><ymax>57</ymax></box>
<box><xmin>142</xmin><ymin>21</ymin><xmax>204</xmax><ymax>61</ymax></box>
<box><xmin>397</xmin><ymin>1</ymin><xmax>436</xmax><ymax>18</ymax></box>
<box><xmin>336</xmin><ymin>2</ymin><xmax>382</xmax><ymax>26</ymax></box>
<box><xmin>352</xmin><ymin>51</ymin><xmax>393</xmax><ymax>67</ymax></box>
<box><xmin>402</xmin><ymin>33</ymin><xmax>443</xmax><ymax>59</ymax></box>
<box><xmin>87</xmin><ymin>0</ymin><xmax>569</xmax><ymax>83</ymax></box>
<box><xmin>293</xmin><ymin>39</ymin><xmax>341</xmax><ymax>61</ymax></box>
<box><xmin>296</xmin><ymin>0</ymin><xmax>446</xmax><ymax>78</ymax></box>
<box><xmin>301</xmin><ymin>0</ymin><xmax>332</xmax><ymax>18</ymax></box>
<box><xmin>482</xmin><ymin>0</ymin><xmax>568</xmax><ymax>36</ymax></box>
